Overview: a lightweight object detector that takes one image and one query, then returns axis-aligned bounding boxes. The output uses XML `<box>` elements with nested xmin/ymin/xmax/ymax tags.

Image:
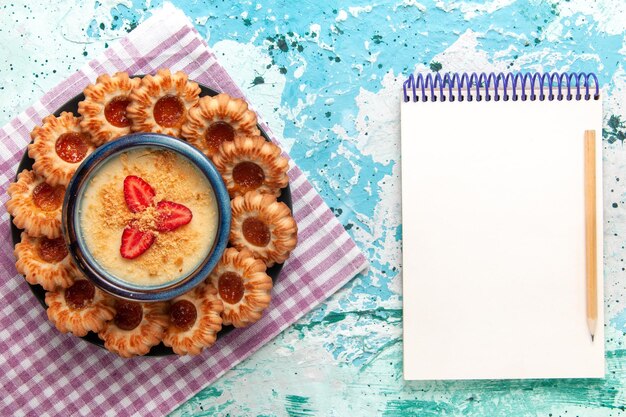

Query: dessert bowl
<box><xmin>62</xmin><ymin>133</ymin><xmax>231</xmax><ymax>302</ymax></box>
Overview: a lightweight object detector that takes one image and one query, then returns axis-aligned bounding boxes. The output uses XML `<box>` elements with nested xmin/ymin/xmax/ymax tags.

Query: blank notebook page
<box><xmin>401</xmin><ymin>89</ymin><xmax>604</xmax><ymax>380</ymax></box>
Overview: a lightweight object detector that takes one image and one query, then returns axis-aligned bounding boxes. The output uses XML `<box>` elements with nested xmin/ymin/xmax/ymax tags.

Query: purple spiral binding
<box><xmin>402</xmin><ymin>72</ymin><xmax>600</xmax><ymax>103</ymax></box>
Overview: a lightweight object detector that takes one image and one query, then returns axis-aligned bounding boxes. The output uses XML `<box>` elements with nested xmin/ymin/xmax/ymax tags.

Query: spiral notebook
<box><xmin>401</xmin><ymin>72</ymin><xmax>604</xmax><ymax>380</ymax></box>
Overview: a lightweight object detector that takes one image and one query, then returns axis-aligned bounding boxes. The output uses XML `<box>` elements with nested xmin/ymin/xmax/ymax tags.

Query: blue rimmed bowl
<box><xmin>62</xmin><ymin>133</ymin><xmax>231</xmax><ymax>302</ymax></box>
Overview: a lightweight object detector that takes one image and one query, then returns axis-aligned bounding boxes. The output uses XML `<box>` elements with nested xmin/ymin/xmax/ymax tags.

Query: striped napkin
<box><xmin>0</xmin><ymin>5</ymin><xmax>367</xmax><ymax>416</ymax></box>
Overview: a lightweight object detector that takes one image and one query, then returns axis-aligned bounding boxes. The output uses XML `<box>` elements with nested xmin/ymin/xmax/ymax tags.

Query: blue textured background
<box><xmin>2</xmin><ymin>1</ymin><xmax>626</xmax><ymax>415</ymax></box>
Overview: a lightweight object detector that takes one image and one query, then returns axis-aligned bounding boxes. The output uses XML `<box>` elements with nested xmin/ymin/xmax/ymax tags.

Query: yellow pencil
<box><xmin>584</xmin><ymin>130</ymin><xmax>597</xmax><ymax>342</ymax></box>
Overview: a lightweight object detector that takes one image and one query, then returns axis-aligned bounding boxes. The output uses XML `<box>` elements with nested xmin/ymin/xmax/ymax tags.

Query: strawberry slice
<box><xmin>123</xmin><ymin>175</ymin><xmax>156</xmax><ymax>213</ymax></box>
<box><xmin>120</xmin><ymin>226</ymin><xmax>155</xmax><ymax>259</ymax></box>
<box><xmin>155</xmin><ymin>201</ymin><xmax>193</xmax><ymax>232</ymax></box>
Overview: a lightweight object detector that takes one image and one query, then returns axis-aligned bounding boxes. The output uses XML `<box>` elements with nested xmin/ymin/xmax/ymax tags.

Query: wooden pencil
<box><xmin>584</xmin><ymin>129</ymin><xmax>597</xmax><ymax>342</ymax></box>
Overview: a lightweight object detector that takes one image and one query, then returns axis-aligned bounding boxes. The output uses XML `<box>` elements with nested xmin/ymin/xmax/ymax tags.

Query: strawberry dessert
<box><xmin>79</xmin><ymin>148</ymin><xmax>218</xmax><ymax>286</ymax></box>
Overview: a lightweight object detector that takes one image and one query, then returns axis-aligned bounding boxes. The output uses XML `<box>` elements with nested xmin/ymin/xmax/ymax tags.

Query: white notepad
<box><xmin>401</xmin><ymin>72</ymin><xmax>604</xmax><ymax>380</ymax></box>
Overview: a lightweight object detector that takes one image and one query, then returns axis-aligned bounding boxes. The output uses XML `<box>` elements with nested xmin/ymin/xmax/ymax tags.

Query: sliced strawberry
<box><xmin>123</xmin><ymin>175</ymin><xmax>156</xmax><ymax>213</ymax></box>
<box><xmin>120</xmin><ymin>226</ymin><xmax>155</xmax><ymax>259</ymax></box>
<box><xmin>155</xmin><ymin>201</ymin><xmax>193</xmax><ymax>232</ymax></box>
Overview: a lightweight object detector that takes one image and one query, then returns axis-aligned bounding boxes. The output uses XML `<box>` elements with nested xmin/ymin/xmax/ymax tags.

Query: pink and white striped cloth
<box><xmin>0</xmin><ymin>6</ymin><xmax>367</xmax><ymax>416</ymax></box>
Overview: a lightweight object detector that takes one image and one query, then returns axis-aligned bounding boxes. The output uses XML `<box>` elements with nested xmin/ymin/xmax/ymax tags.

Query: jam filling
<box><xmin>65</xmin><ymin>280</ymin><xmax>95</xmax><ymax>310</ymax></box>
<box><xmin>153</xmin><ymin>95</ymin><xmax>184</xmax><ymax>127</ymax></box>
<box><xmin>104</xmin><ymin>97</ymin><xmax>131</xmax><ymax>128</ymax></box>
<box><xmin>32</xmin><ymin>182</ymin><xmax>65</xmax><ymax>211</ymax></box>
<box><xmin>232</xmin><ymin>161</ymin><xmax>264</xmax><ymax>192</ymax></box>
<box><xmin>170</xmin><ymin>300</ymin><xmax>197</xmax><ymax>331</ymax></box>
<box><xmin>204</xmin><ymin>121</ymin><xmax>235</xmax><ymax>154</ymax></box>
<box><xmin>114</xmin><ymin>300</ymin><xmax>143</xmax><ymax>331</ymax></box>
<box><xmin>55</xmin><ymin>132</ymin><xmax>90</xmax><ymax>163</ymax></box>
<box><xmin>38</xmin><ymin>237</ymin><xmax>68</xmax><ymax>263</ymax></box>
<box><xmin>242</xmin><ymin>217</ymin><xmax>271</xmax><ymax>247</ymax></box>
<box><xmin>218</xmin><ymin>272</ymin><xmax>245</xmax><ymax>305</ymax></box>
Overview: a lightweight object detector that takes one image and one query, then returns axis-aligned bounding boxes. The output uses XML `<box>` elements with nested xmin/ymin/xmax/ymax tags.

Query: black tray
<box><xmin>10</xmin><ymin>81</ymin><xmax>291</xmax><ymax>356</ymax></box>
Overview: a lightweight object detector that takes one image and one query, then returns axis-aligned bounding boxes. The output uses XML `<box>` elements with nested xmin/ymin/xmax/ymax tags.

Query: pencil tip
<box><xmin>591</xmin><ymin>334</ymin><xmax>595</xmax><ymax>342</ymax></box>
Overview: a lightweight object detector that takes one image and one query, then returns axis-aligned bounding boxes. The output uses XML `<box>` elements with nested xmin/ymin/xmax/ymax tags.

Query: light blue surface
<box><xmin>1</xmin><ymin>0</ymin><xmax>626</xmax><ymax>415</ymax></box>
